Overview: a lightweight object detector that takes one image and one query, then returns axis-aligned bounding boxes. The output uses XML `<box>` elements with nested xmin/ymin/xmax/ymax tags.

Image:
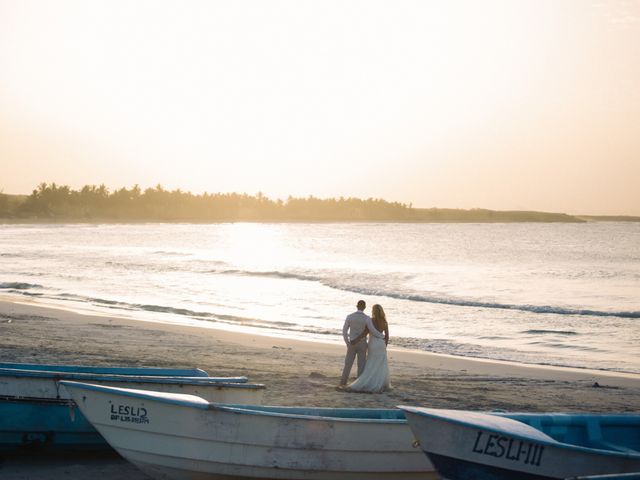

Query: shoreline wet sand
<box><xmin>1</xmin><ymin>298</ymin><xmax>639</xmax><ymax>479</ymax></box>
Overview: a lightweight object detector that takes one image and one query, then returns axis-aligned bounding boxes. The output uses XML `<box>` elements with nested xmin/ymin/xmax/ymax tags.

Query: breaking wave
<box><xmin>523</xmin><ymin>329</ymin><xmax>579</xmax><ymax>335</ymax></box>
<box><xmin>216</xmin><ymin>268</ymin><xmax>640</xmax><ymax>319</ymax></box>
<box><xmin>0</xmin><ymin>282</ymin><xmax>43</xmax><ymax>290</ymax></box>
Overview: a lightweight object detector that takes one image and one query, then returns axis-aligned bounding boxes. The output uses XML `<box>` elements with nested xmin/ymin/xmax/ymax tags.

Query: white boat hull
<box><xmin>63</xmin><ymin>381</ymin><xmax>436</xmax><ymax>480</ymax></box>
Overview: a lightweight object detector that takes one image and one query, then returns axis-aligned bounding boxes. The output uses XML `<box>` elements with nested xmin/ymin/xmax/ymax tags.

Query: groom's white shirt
<box><xmin>342</xmin><ymin>310</ymin><xmax>370</xmax><ymax>344</ymax></box>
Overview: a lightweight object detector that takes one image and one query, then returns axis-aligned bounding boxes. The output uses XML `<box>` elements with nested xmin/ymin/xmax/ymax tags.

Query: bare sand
<box><xmin>1</xmin><ymin>298</ymin><xmax>639</xmax><ymax>479</ymax></box>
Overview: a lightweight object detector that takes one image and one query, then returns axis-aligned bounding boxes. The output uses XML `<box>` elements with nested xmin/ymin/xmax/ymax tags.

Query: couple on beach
<box><xmin>338</xmin><ymin>300</ymin><xmax>390</xmax><ymax>393</ymax></box>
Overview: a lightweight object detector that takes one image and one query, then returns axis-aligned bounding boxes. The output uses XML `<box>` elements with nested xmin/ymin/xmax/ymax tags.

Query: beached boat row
<box><xmin>0</xmin><ymin>362</ymin><xmax>264</xmax><ymax>452</ymax></box>
<box><xmin>2</xmin><ymin>362</ymin><xmax>639</xmax><ymax>479</ymax></box>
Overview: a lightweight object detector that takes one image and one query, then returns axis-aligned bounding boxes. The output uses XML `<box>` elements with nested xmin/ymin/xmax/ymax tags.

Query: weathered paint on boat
<box><xmin>0</xmin><ymin>397</ymin><xmax>103</xmax><ymax>451</ymax></box>
<box><xmin>62</xmin><ymin>381</ymin><xmax>437</xmax><ymax>479</ymax></box>
<box><xmin>399</xmin><ymin>406</ymin><xmax>640</xmax><ymax>480</ymax></box>
<box><xmin>0</xmin><ymin>362</ymin><xmax>210</xmax><ymax>377</ymax></box>
<box><xmin>0</xmin><ymin>369</ymin><xmax>264</xmax><ymax>452</ymax></box>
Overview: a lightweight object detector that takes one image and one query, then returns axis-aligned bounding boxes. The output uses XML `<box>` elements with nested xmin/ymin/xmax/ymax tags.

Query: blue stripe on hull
<box><xmin>427</xmin><ymin>452</ymin><xmax>556</xmax><ymax>480</ymax></box>
<box><xmin>0</xmin><ymin>397</ymin><xmax>107</xmax><ymax>453</ymax></box>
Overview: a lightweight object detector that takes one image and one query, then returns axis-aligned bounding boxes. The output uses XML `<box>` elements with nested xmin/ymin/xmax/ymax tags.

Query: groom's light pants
<box><xmin>340</xmin><ymin>339</ymin><xmax>367</xmax><ymax>385</ymax></box>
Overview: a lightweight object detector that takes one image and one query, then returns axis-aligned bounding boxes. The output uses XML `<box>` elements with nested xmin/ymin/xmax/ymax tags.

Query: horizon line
<box><xmin>1</xmin><ymin>184</ymin><xmax>639</xmax><ymax>219</ymax></box>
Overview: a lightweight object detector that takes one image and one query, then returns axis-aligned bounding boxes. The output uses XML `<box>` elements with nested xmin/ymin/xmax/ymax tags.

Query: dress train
<box><xmin>346</xmin><ymin>336</ymin><xmax>390</xmax><ymax>393</ymax></box>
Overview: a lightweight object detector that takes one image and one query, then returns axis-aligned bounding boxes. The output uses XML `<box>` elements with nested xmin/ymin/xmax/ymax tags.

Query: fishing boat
<box><xmin>399</xmin><ymin>406</ymin><xmax>640</xmax><ymax>480</ymax></box>
<box><xmin>0</xmin><ymin>367</ymin><xmax>264</xmax><ymax>452</ymax></box>
<box><xmin>61</xmin><ymin>380</ymin><xmax>436</xmax><ymax>479</ymax></box>
<box><xmin>0</xmin><ymin>367</ymin><xmax>251</xmax><ymax>400</ymax></box>
<box><xmin>0</xmin><ymin>362</ymin><xmax>211</xmax><ymax>377</ymax></box>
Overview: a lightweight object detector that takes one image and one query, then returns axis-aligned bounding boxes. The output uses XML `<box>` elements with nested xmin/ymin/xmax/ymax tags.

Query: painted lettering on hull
<box><xmin>109</xmin><ymin>403</ymin><xmax>150</xmax><ymax>424</ymax></box>
<box><xmin>472</xmin><ymin>431</ymin><xmax>544</xmax><ymax>467</ymax></box>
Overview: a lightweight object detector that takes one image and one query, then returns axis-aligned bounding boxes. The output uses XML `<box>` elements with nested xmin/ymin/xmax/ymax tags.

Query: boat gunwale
<box><xmin>60</xmin><ymin>380</ymin><xmax>211</xmax><ymax>409</ymax></box>
<box><xmin>399</xmin><ymin>406</ymin><xmax>640</xmax><ymax>459</ymax></box>
<box><xmin>0</xmin><ymin>394</ymin><xmax>74</xmax><ymax>406</ymax></box>
<box><xmin>209</xmin><ymin>404</ymin><xmax>408</xmax><ymax>424</ymax></box>
<box><xmin>61</xmin><ymin>381</ymin><xmax>407</xmax><ymax>423</ymax></box>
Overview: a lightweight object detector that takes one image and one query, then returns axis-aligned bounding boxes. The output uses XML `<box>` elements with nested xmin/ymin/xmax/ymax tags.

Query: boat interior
<box><xmin>505</xmin><ymin>414</ymin><xmax>640</xmax><ymax>453</ymax></box>
<box><xmin>218</xmin><ymin>404</ymin><xmax>407</xmax><ymax>421</ymax></box>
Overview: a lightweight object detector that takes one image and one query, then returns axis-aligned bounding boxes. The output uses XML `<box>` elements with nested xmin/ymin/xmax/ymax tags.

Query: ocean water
<box><xmin>1</xmin><ymin>222</ymin><xmax>639</xmax><ymax>373</ymax></box>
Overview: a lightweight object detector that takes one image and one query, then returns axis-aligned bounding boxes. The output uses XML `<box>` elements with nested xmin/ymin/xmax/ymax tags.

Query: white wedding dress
<box><xmin>347</xmin><ymin>319</ymin><xmax>390</xmax><ymax>393</ymax></box>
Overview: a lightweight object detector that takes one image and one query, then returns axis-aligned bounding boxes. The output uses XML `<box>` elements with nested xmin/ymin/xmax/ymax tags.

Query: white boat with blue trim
<box><xmin>0</xmin><ymin>367</ymin><xmax>252</xmax><ymax>401</ymax></box>
<box><xmin>399</xmin><ymin>406</ymin><xmax>640</xmax><ymax>480</ymax></box>
<box><xmin>62</xmin><ymin>380</ymin><xmax>436</xmax><ymax>479</ymax></box>
<box><xmin>0</xmin><ymin>366</ymin><xmax>264</xmax><ymax>452</ymax></box>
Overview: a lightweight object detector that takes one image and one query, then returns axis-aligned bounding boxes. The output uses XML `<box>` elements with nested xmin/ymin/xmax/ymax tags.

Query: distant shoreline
<box><xmin>1</xmin><ymin>187</ymin><xmax>639</xmax><ymax>223</ymax></box>
<box><xmin>576</xmin><ymin>215</ymin><xmax>640</xmax><ymax>222</ymax></box>
<box><xmin>1</xmin><ymin>215</ymin><xmax>639</xmax><ymax>224</ymax></box>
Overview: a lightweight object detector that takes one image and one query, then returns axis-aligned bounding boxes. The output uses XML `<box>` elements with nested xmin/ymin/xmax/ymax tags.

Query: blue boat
<box><xmin>0</xmin><ymin>365</ymin><xmax>263</xmax><ymax>452</ymax></box>
<box><xmin>400</xmin><ymin>406</ymin><xmax>640</xmax><ymax>480</ymax></box>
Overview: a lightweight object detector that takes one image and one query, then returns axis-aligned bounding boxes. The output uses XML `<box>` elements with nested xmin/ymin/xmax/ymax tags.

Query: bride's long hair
<box><xmin>372</xmin><ymin>304</ymin><xmax>387</xmax><ymax>333</ymax></box>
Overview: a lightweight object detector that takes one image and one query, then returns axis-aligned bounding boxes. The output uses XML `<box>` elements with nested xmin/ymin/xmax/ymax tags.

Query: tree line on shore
<box><xmin>0</xmin><ymin>183</ymin><xmax>415</xmax><ymax>221</ymax></box>
<box><xmin>0</xmin><ymin>182</ymin><xmax>587</xmax><ymax>222</ymax></box>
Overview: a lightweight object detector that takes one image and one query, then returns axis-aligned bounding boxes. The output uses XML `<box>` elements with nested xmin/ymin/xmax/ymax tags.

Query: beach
<box><xmin>2</xmin><ymin>0</ymin><xmax>639</xmax><ymax>476</ymax></box>
<box><xmin>1</xmin><ymin>297</ymin><xmax>639</xmax><ymax>479</ymax></box>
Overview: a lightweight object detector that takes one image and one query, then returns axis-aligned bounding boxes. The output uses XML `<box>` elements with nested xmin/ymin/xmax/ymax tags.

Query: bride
<box><xmin>346</xmin><ymin>304</ymin><xmax>390</xmax><ymax>393</ymax></box>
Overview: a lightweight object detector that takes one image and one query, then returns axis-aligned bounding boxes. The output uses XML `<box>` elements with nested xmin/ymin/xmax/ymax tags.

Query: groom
<box><xmin>339</xmin><ymin>300</ymin><xmax>369</xmax><ymax>387</ymax></box>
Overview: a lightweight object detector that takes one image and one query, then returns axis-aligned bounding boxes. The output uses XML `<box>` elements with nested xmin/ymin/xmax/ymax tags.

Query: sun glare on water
<box><xmin>218</xmin><ymin>223</ymin><xmax>294</xmax><ymax>271</ymax></box>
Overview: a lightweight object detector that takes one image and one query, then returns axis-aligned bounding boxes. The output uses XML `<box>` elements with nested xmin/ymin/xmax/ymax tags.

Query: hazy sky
<box><xmin>1</xmin><ymin>0</ymin><xmax>639</xmax><ymax>214</ymax></box>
